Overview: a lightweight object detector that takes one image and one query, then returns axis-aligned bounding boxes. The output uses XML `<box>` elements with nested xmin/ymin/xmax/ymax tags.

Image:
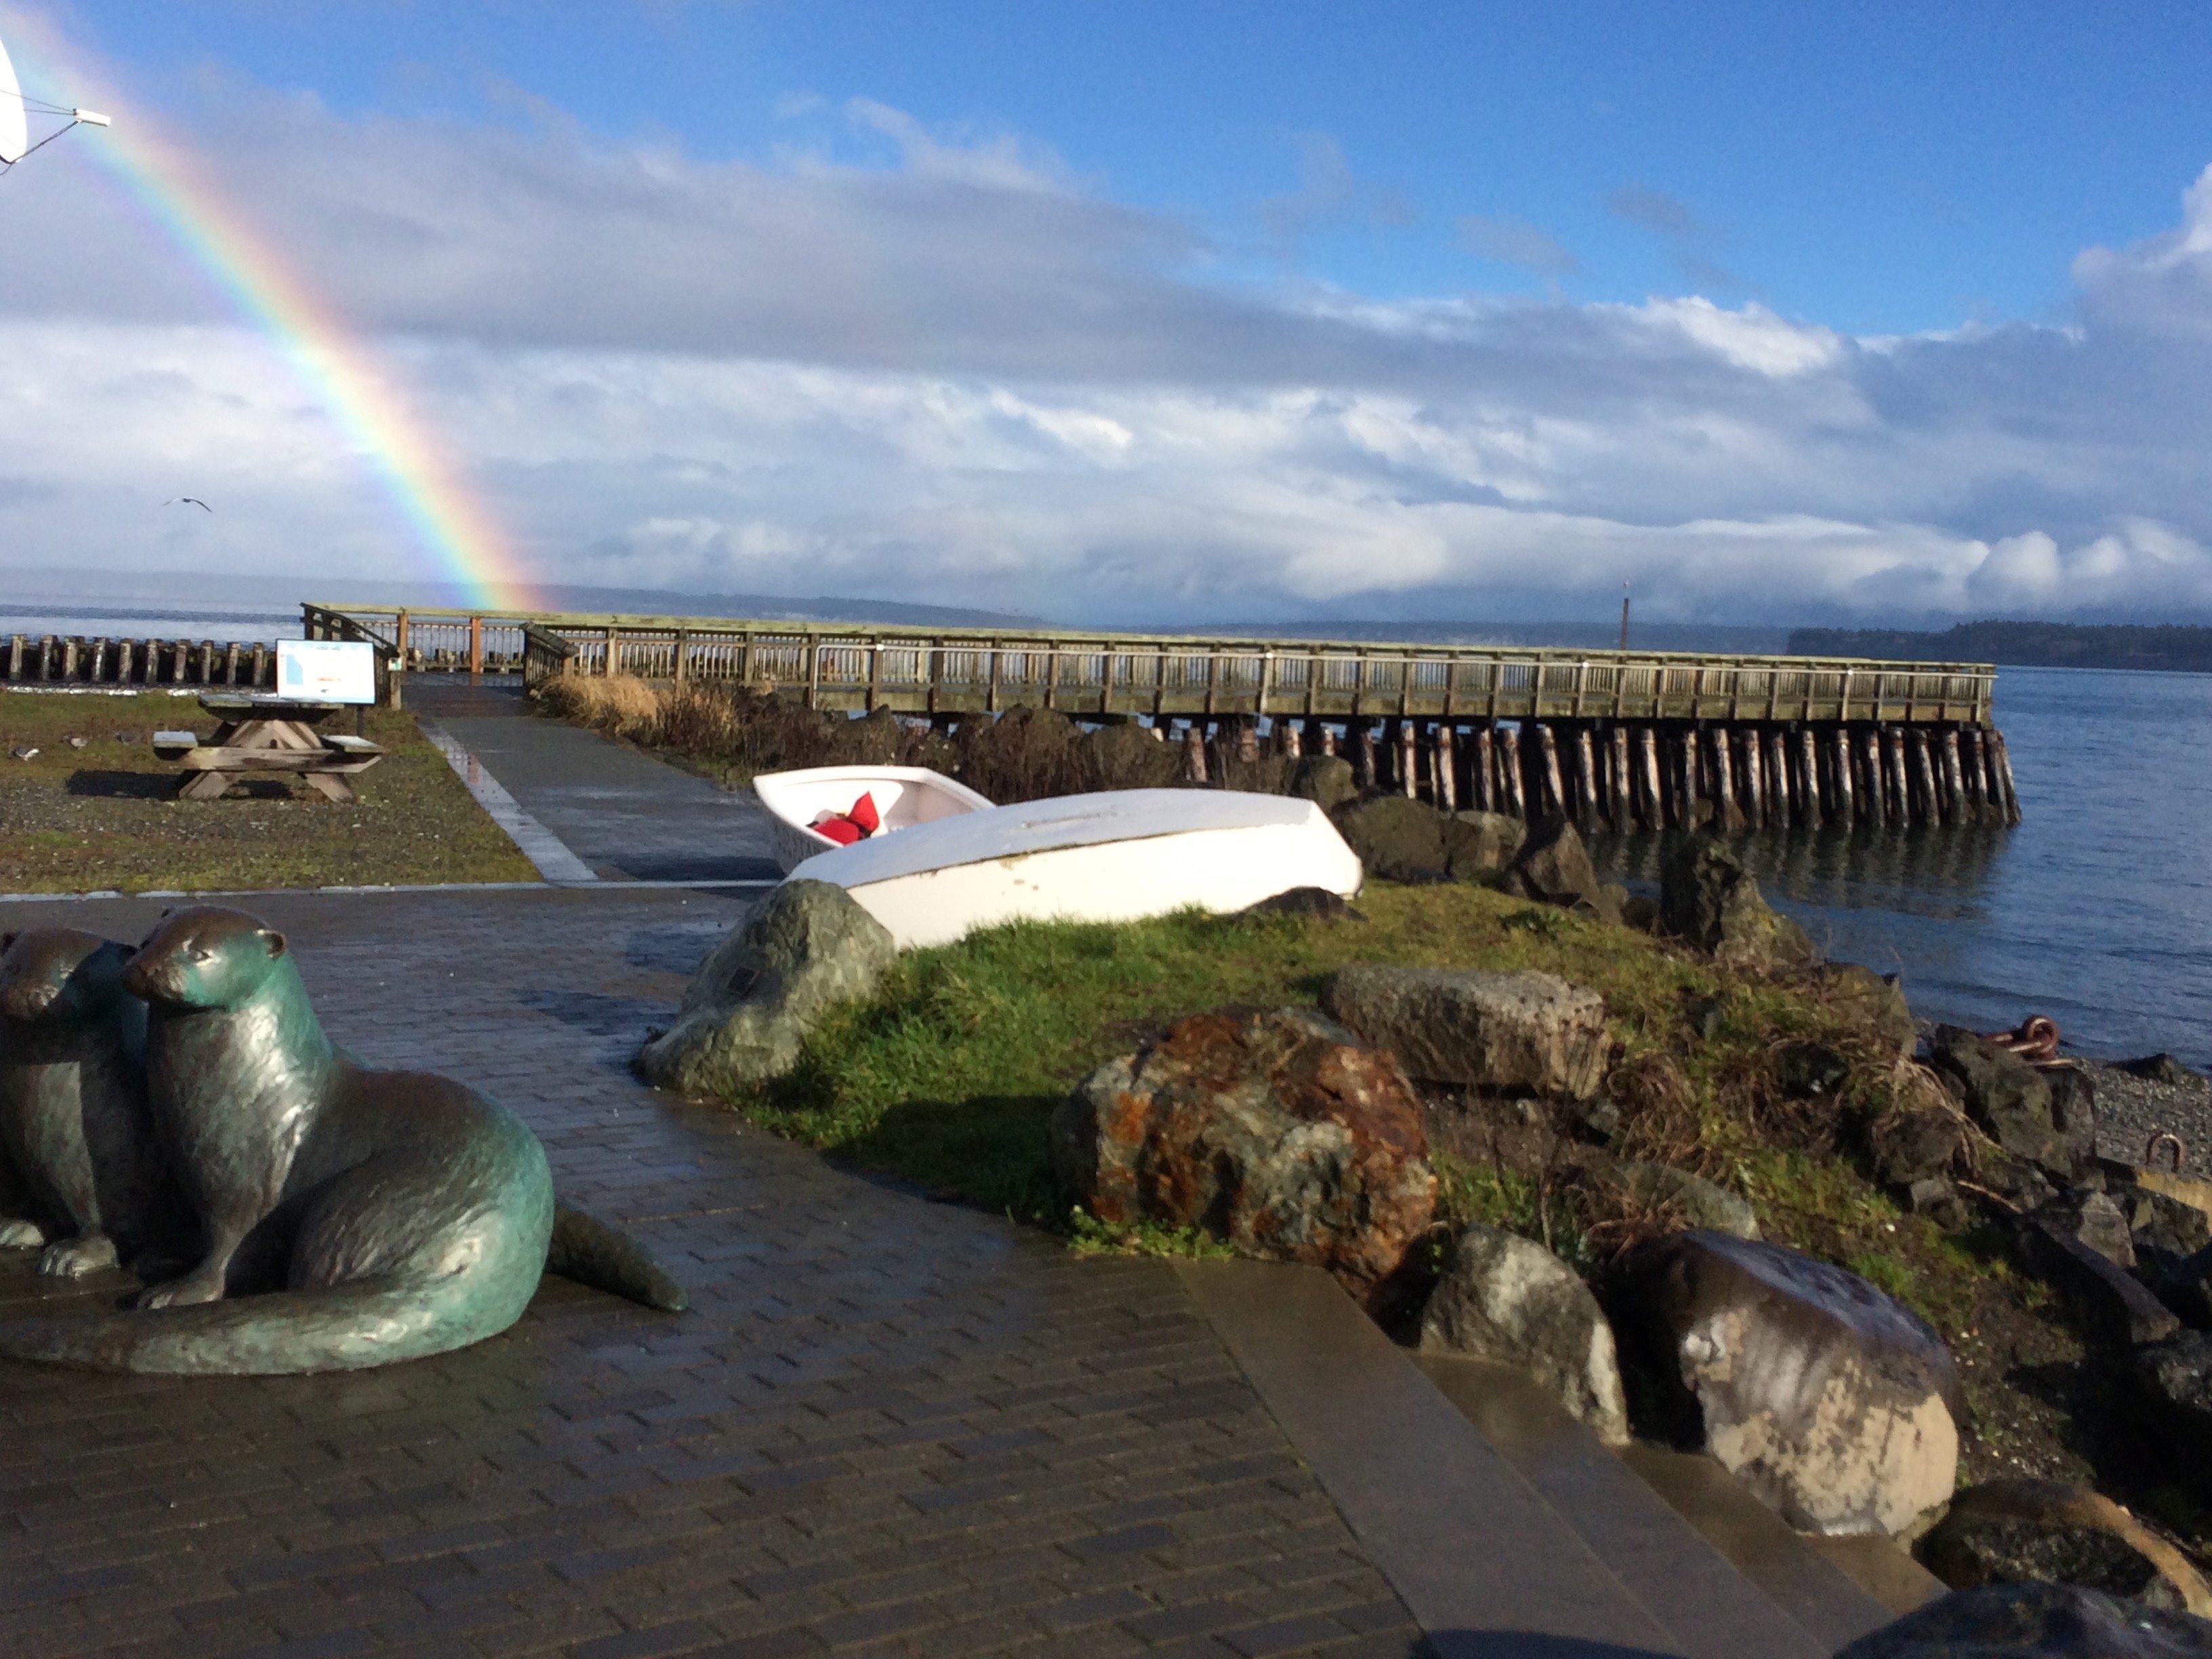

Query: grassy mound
<box><xmin>708</xmin><ymin>879</ymin><xmax>2179</xmax><ymax>1510</ymax></box>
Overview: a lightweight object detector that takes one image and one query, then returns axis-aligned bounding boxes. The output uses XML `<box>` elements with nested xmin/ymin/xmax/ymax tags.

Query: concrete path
<box><xmin>408</xmin><ymin>681</ymin><xmax>782</xmax><ymax>884</ymax></box>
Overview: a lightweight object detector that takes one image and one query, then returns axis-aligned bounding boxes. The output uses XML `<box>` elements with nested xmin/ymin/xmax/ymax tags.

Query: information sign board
<box><xmin>276</xmin><ymin>638</ymin><xmax>377</xmax><ymax>705</ymax></box>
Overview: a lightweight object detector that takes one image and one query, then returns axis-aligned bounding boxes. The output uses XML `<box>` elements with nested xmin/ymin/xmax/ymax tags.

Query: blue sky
<box><xmin>60</xmin><ymin>0</ymin><xmax>2212</xmax><ymax>331</ymax></box>
<box><xmin>6</xmin><ymin>1</ymin><xmax>2212</xmax><ymax>623</ymax></box>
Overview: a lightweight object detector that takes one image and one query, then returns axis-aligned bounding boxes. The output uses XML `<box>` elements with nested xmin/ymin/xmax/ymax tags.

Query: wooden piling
<box><xmin>1764</xmin><ymin>731</ymin><xmax>1791</xmax><ymax>828</ymax></box>
<box><xmin>1881</xmin><ymin>729</ymin><xmax>1908</xmax><ymax>824</ymax></box>
<box><xmin>1281</xmin><ymin>719</ymin><xmax>1303</xmax><ymax>760</ymax></box>
<box><xmin>1500</xmin><ymin>724</ymin><xmax>1527</xmax><ymax>818</ymax></box>
<box><xmin>1397</xmin><ymin>720</ymin><xmax>1418</xmax><ymax>799</ymax></box>
<box><xmin>1428</xmin><ymin>724</ymin><xmax>1450</xmax><ymax>810</ymax></box>
<box><xmin>1472</xmin><ymin>726</ymin><xmax>1496</xmax><ymax>811</ymax></box>
<box><xmin>1636</xmin><ymin>726</ymin><xmax>1663</xmax><ymax>830</ymax></box>
<box><xmin>1908</xmin><ymin>729</ymin><xmax>1940</xmax><ymax>825</ymax></box>
<box><xmin>1992</xmin><ymin>730</ymin><xmax>2022</xmax><ymax>823</ymax></box>
<box><xmin>1981</xmin><ymin>728</ymin><xmax>2005</xmax><ymax>815</ymax></box>
<box><xmin>1584</xmin><ymin>725</ymin><xmax>1601</xmax><ymax>832</ymax></box>
<box><xmin>1353</xmin><ymin>722</ymin><xmax>1377</xmax><ymax>790</ymax></box>
<box><xmin>1738</xmin><ymin>731</ymin><xmax>1764</xmax><ymax>828</ymax></box>
<box><xmin>1674</xmin><ymin>729</ymin><xmax>1698</xmax><ymax>829</ymax></box>
<box><xmin>1184</xmin><ymin>723</ymin><xmax>1208</xmax><ymax>784</ymax></box>
<box><xmin>1960</xmin><ymin>727</ymin><xmax>1985</xmax><ymax>816</ymax></box>
<box><xmin>1940</xmin><ymin>729</ymin><xmax>1968</xmax><ymax>823</ymax></box>
<box><xmin>1706</xmin><ymin>729</ymin><xmax>1737</xmax><ymax>831</ymax></box>
<box><xmin>1797</xmin><ymin>728</ymin><xmax>1822</xmax><ymax>825</ymax></box>
<box><xmin>1538</xmin><ymin>723</ymin><xmax>1567</xmax><ymax>819</ymax></box>
<box><xmin>1828</xmin><ymin>729</ymin><xmax>1853</xmax><ymax>824</ymax></box>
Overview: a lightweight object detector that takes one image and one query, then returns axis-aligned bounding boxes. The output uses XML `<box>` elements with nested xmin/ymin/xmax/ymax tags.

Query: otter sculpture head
<box><xmin>0</xmin><ymin>928</ymin><xmax>138</xmax><ymax>1024</ymax></box>
<box><xmin>126</xmin><ymin>907</ymin><xmax>291</xmax><ymax>1011</ymax></box>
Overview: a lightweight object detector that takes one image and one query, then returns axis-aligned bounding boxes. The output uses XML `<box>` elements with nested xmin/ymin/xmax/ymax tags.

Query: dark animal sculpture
<box><xmin>0</xmin><ymin>908</ymin><xmax>684</xmax><ymax>1374</ymax></box>
<box><xmin>0</xmin><ymin>928</ymin><xmax>178</xmax><ymax>1278</ymax></box>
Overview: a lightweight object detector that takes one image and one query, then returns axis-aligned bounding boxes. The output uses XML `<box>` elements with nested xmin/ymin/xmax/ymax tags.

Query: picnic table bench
<box><xmin>155</xmin><ymin>695</ymin><xmax>385</xmax><ymax>803</ymax></box>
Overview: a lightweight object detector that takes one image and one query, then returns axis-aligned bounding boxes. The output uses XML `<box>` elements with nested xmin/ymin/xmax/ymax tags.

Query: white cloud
<box><xmin>3</xmin><ymin>66</ymin><xmax>2212</xmax><ymax>623</ymax></box>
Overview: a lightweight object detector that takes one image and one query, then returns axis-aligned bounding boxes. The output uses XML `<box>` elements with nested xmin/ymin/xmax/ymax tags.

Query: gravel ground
<box><xmin>2085</xmin><ymin>1056</ymin><xmax>2212</xmax><ymax>1174</ymax></box>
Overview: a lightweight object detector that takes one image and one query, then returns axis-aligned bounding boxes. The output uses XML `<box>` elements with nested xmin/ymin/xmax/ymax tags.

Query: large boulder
<box><xmin>1612</xmin><ymin>1230</ymin><xmax>1960</xmax><ymax>1537</ymax></box>
<box><xmin>636</xmin><ymin>880</ymin><xmax>897</xmax><ymax>1095</ymax></box>
<box><xmin>1622</xmin><ymin>1161</ymin><xmax>1760</xmax><ymax>1240</ymax></box>
<box><xmin>1289</xmin><ymin>754</ymin><xmax>1357</xmax><ymax>812</ymax></box>
<box><xmin>2132</xmin><ymin>1333</ymin><xmax>2212</xmax><ymax>1467</ymax></box>
<box><xmin>1499</xmin><ymin>815</ymin><xmax>1620</xmax><ymax>924</ymax></box>
<box><xmin>1921</xmin><ymin>1479</ymin><xmax>2212</xmax><ymax>1617</ymax></box>
<box><xmin>1420</xmin><ymin>1223</ymin><xmax>1630</xmax><ymax>1445</ymax></box>
<box><xmin>1836</xmin><ymin>1582</ymin><xmax>2212</xmax><ymax>1658</ymax></box>
<box><xmin>1332</xmin><ymin>796</ymin><xmax>1452</xmax><ymax>881</ymax></box>
<box><xmin>1658</xmin><ymin>836</ymin><xmax>1814</xmax><ymax>969</ymax></box>
<box><xmin>1050</xmin><ymin>1008</ymin><xmax>1436</xmax><ymax>1311</ymax></box>
<box><xmin>1444</xmin><ymin>810</ymin><xmax>1525</xmax><ymax>880</ymax></box>
<box><xmin>1322</xmin><ymin>964</ymin><xmax>1610</xmax><ymax>1099</ymax></box>
<box><xmin>1927</xmin><ymin>1029</ymin><xmax>2095</xmax><ymax>1185</ymax></box>
<box><xmin>1081</xmin><ymin>722</ymin><xmax>1187</xmax><ymax>792</ymax></box>
<box><xmin>2018</xmin><ymin>1214</ymin><xmax>2180</xmax><ymax>1347</ymax></box>
<box><xmin>1819</xmin><ymin>962</ymin><xmax>1919</xmax><ymax>1061</ymax></box>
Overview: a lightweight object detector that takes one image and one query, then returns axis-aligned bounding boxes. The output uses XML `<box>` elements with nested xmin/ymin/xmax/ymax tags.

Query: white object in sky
<box><xmin>753</xmin><ymin>764</ymin><xmax>996</xmax><ymax>873</ymax></box>
<box><xmin>275</xmin><ymin>638</ymin><xmax>378</xmax><ymax>705</ymax></box>
<box><xmin>783</xmin><ymin>786</ymin><xmax>1364</xmax><ymax>949</ymax></box>
<box><xmin>0</xmin><ymin>33</ymin><xmax>28</xmax><ymax>165</ymax></box>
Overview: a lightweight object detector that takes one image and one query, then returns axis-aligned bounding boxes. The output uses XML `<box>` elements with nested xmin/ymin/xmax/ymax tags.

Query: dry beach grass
<box><xmin>0</xmin><ymin>691</ymin><xmax>537</xmax><ymax>893</ymax></box>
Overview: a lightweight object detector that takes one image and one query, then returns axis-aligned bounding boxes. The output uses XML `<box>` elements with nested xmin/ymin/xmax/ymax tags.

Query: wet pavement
<box><xmin>0</xmin><ymin>885</ymin><xmax>1423</xmax><ymax>1659</ymax></box>
<box><xmin>407</xmin><ymin>681</ymin><xmax>781</xmax><ymax>885</ymax></box>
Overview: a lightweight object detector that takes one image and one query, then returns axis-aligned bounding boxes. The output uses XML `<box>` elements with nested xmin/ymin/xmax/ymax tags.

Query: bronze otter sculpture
<box><xmin>0</xmin><ymin>928</ymin><xmax>180</xmax><ymax>1279</ymax></box>
<box><xmin>0</xmin><ymin>908</ymin><xmax>684</xmax><ymax>1374</ymax></box>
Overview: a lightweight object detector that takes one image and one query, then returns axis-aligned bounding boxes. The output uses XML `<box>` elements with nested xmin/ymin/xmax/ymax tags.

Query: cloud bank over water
<box><xmin>5</xmin><ymin>81</ymin><xmax>2212</xmax><ymax>625</ymax></box>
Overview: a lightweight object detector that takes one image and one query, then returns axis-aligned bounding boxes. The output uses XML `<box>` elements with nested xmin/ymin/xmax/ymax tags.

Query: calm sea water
<box><xmin>1593</xmin><ymin>666</ymin><xmax>2212</xmax><ymax>1067</ymax></box>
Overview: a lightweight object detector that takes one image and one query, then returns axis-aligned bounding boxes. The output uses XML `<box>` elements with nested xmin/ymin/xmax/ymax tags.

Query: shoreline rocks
<box><xmin>636</xmin><ymin>880</ymin><xmax>895</xmax><ymax>1095</ymax></box>
<box><xmin>1322</xmin><ymin>964</ymin><xmax>1610</xmax><ymax>1099</ymax></box>
<box><xmin>1420</xmin><ymin>1223</ymin><xmax>1631</xmax><ymax>1446</ymax></box>
<box><xmin>1050</xmin><ymin>1007</ymin><xmax>1436</xmax><ymax>1312</ymax></box>
<box><xmin>1612</xmin><ymin>1230</ymin><xmax>1960</xmax><ymax>1538</ymax></box>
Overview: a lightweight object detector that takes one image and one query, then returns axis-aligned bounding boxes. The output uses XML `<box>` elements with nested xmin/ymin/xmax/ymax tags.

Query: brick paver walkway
<box><xmin>0</xmin><ymin>886</ymin><xmax>1425</xmax><ymax>1659</ymax></box>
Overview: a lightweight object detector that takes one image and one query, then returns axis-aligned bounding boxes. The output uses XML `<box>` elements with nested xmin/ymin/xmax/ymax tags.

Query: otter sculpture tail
<box><xmin>548</xmin><ymin>1202</ymin><xmax>689</xmax><ymax>1313</ymax></box>
<box><xmin>0</xmin><ymin>1277</ymin><xmax>512</xmax><ymax>1375</ymax></box>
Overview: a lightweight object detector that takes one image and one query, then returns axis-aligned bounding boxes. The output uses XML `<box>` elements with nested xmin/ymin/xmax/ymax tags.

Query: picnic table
<box><xmin>154</xmin><ymin>695</ymin><xmax>385</xmax><ymax>803</ymax></box>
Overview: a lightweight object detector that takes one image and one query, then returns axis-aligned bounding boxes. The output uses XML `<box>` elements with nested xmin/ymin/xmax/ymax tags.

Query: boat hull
<box><xmin>786</xmin><ymin>788</ymin><xmax>1362</xmax><ymax>949</ymax></box>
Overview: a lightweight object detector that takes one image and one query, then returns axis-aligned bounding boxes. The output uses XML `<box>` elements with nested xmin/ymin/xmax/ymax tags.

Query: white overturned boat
<box><xmin>753</xmin><ymin>764</ymin><xmax>996</xmax><ymax>873</ymax></box>
<box><xmin>783</xmin><ymin>787</ymin><xmax>1364</xmax><ymax>949</ymax></box>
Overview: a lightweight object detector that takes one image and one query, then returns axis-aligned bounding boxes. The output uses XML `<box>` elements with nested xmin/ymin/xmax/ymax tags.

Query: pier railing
<box><xmin>304</xmin><ymin>603</ymin><xmax>1996</xmax><ymax>728</ymax></box>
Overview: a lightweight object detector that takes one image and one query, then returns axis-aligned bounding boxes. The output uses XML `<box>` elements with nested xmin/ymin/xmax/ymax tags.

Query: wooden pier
<box><xmin>0</xmin><ymin>633</ymin><xmax>277</xmax><ymax>692</ymax></box>
<box><xmin>304</xmin><ymin>602</ymin><xmax>2020</xmax><ymax>829</ymax></box>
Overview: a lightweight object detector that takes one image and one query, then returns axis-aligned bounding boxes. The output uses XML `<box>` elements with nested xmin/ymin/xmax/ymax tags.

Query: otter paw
<box><xmin>137</xmin><ymin>1273</ymin><xmax>224</xmax><ymax>1309</ymax></box>
<box><xmin>37</xmin><ymin>1235</ymin><xmax>119</xmax><ymax>1278</ymax></box>
<box><xmin>0</xmin><ymin>1219</ymin><xmax>45</xmax><ymax>1250</ymax></box>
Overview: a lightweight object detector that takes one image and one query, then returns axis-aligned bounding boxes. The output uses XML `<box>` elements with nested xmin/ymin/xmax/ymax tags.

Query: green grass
<box><xmin>0</xmin><ymin>691</ymin><xmax>538</xmax><ymax>892</ymax></box>
<box><xmin>731</xmin><ymin>879</ymin><xmax>2022</xmax><ymax>1351</ymax></box>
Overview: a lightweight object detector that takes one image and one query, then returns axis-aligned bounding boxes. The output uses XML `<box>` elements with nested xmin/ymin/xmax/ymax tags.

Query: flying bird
<box><xmin>166</xmin><ymin>497</ymin><xmax>211</xmax><ymax>511</ymax></box>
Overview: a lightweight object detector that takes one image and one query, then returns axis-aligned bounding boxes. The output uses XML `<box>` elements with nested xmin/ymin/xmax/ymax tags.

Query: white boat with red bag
<box><xmin>772</xmin><ymin>783</ymin><xmax>1364</xmax><ymax>949</ymax></box>
<box><xmin>752</xmin><ymin>764</ymin><xmax>997</xmax><ymax>874</ymax></box>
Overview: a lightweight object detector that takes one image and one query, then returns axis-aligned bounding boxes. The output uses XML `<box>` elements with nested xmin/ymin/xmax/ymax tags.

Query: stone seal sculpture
<box><xmin>0</xmin><ymin>907</ymin><xmax>685</xmax><ymax>1374</ymax></box>
<box><xmin>0</xmin><ymin>928</ymin><xmax>180</xmax><ymax>1279</ymax></box>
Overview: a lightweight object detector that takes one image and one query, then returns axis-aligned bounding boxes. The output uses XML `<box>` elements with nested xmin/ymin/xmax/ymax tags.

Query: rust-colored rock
<box><xmin>1050</xmin><ymin>1007</ymin><xmax>1436</xmax><ymax>1310</ymax></box>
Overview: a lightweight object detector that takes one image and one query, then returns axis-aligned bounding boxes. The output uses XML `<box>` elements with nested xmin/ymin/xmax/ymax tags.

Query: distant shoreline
<box><xmin>1788</xmin><ymin>621</ymin><xmax>2212</xmax><ymax>673</ymax></box>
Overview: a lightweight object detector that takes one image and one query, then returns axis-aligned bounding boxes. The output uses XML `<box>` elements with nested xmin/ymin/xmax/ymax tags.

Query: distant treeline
<box><xmin>1788</xmin><ymin>621</ymin><xmax>2212</xmax><ymax>672</ymax></box>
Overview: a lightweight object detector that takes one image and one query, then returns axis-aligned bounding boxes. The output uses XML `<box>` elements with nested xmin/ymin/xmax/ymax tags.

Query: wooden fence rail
<box><xmin>306</xmin><ymin>602</ymin><xmax>1998</xmax><ymax>728</ymax></box>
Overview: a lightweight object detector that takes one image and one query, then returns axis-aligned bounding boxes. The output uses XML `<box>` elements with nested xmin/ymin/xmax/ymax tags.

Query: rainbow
<box><xmin>4</xmin><ymin>13</ymin><xmax>537</xmax><ymax>611</ymax></box>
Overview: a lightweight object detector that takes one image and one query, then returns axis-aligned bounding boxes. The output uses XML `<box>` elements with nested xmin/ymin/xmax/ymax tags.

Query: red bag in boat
<box><xmin>848</xmin><ymin>791</ymin><xmax>881</xmax><ymax>834</ymax></box>
<box><xmin>811</xmin><ymin>812</ymin><xmax>863</xmax><ymax>846</ymax></box>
